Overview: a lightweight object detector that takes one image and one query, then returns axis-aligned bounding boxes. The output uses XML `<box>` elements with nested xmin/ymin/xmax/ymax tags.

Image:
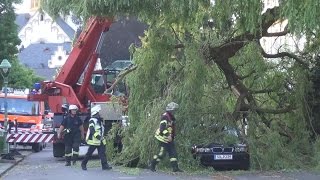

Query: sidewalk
<box><xmin>0</xmin><ymin>150</ymin><xmax>32</xmax><ymax>177</ymax></box>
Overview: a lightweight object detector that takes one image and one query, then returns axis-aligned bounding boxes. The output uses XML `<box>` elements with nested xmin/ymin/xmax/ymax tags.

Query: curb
<box><xmin>0</xmin><ymin>152</ymin><xmax>31</xmax><ymax>178</ymax></box>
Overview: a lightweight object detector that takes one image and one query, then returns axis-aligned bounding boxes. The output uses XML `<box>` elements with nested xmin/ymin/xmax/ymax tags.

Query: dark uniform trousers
<box><xmin>152</xmin><ymin>141</ymin><xmax>179</xmax><ymax>170</ymax></box>
<box><xmin>82</xmin><ymin>143</ymin><xmax>109</xmax><ymax>169</ymax></box>
<box><xmin>64</xmin><ymin>132</ymin><xmax>81</xmax><ymax>163</ymax></box>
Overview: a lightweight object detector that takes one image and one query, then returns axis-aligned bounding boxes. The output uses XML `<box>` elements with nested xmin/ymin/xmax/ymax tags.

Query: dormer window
<box><xmin>40</xmin><ymin>13</ymin><xmax>44</xmax><ymax>21</ymax></box>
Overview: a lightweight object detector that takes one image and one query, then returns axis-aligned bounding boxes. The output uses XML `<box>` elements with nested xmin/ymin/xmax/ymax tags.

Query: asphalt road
<box><xmin>2</xmin><ymin>146</ymin><xmax>320</xmax><ymax>180</ymax></box>
<box><xmin>1</xmin><ymin>146</ymin><xmax>210</xmax><ymax>180</ymax></box>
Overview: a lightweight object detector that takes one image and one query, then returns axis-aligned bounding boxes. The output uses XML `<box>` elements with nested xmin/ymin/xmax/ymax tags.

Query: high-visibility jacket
<box><xmin>155</xmin><ymin>112</ymin><xmax>175</xmax><ymax>143</ymax></box>
<box><xmin>86</xmin><ymin>117</ymin><xmax>106</xmax><ymax>146</ymax></box>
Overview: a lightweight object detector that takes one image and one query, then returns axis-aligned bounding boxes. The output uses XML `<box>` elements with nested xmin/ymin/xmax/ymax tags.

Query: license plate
<box><xmin>214</xmin><ymin>154</ymin><xmax>233</xmax><ymax>160</ymax></box>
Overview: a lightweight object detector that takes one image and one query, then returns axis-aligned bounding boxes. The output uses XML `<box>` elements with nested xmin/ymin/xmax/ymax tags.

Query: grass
<box><xmin>115</xmin><ymin>166</ymin><xmax>142</xmax><ymax>175</ymax></box>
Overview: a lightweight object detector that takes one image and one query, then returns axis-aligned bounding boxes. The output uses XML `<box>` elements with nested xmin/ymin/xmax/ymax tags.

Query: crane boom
<box><xmin>56</xmin><ymin>17</ymin><xmax>112</xmax><ymax>85</ymax></box>
<box><xmin>28</xmin><ymin>17</ymin><xmax>114</xmax><ymax>113</ymax></box>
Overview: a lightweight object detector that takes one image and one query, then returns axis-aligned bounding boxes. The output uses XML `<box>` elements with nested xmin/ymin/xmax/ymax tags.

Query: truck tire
<box><xmin>53</xmin><ymin>143</ymin><xmax>65</xmax><ymax>157</ymax></box>
<box><xmin>32</xmin><ymin>143</ymin><xmax>41</xmax><ymax>152</ymax></box>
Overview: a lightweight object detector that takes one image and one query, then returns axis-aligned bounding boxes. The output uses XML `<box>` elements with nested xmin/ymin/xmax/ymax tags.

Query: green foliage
<box><xmin>8</xmin><ymin>58</ymin><xmax>44</xmax><ymax>89</ymax></box>
<box><xmin>248</xmin><ymin>112</ymin><xmax>312</xmax><ymax>170</ymax></box>
<box><xmin>44</xmin><ymin>0</ymin><xmax>320</xmax><ymax>171</ymax></box>
<box><xmin>313</xmin><ymin>138</ymin><xmax>320</xmax><ymax>170</ymax></box>
<box><xmin>0</xmin><ymin>0</ymin><xmax>21</xmax><ymax>60</ymax></box>
<box><xmin>0</xmin><ymin>0</ymin><xmax>43</xmax><ymax>88</ymax></box>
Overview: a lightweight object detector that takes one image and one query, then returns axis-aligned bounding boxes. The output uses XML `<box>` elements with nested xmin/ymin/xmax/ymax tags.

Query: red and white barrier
<box><xmin>6</xmin><ymin>133</ymin><xmax>54</xmax><ymax>143</ymax></box>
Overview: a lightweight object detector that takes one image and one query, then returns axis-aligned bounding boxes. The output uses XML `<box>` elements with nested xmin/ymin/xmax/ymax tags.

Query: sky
<box><xmin>13</xmin><ymin>0</ymin><xmax>32</xmax><ymax>14</ymax></box>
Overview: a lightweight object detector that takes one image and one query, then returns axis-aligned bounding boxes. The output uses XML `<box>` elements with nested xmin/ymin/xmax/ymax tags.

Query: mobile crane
<box><xmin>26</xmin><ymin>17</ymin><xmax>126</xmax><ymax>157</ymax></box>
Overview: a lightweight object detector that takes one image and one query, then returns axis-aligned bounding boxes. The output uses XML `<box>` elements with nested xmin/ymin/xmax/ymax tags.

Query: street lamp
<box><xmin>0</xmin><ymin>59</ymin><xmax>12</xmax><ymax>159</ymax></box>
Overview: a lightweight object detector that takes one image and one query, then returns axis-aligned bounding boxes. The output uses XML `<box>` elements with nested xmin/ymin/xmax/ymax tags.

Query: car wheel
<box><xmin>32</xmin><ymin>143</ymin><xmax>41</xmax><ymax>152</ymax></box>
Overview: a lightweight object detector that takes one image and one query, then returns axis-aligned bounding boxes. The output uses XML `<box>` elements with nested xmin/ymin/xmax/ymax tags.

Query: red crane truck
<box><xmin>27</xmin><ymin>17</ymin><xmax>127</xmax><ymax>157</ymax></box>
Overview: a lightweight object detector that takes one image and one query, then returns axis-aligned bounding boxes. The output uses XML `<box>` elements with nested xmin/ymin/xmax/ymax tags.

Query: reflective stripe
<box><xmin>94</xmin><ymin>132</ymin><xmax>100</xmax><ymax>137</ymax></box>
<box><xmin>153</xmin><ymin>155</ymin><xmax>158</xmax><ymax>159</ymax></box>
<box><xmin>160</xmin><ymin>120</ymin><xmax>167</xmax><ymax>124</ymax></box>
<box><xmin>155</xmin><ymin>135</ymin><xmax>169</xmax><ymax>143</ymax></box>
<box><xmin>87</xmin><ymin>139</ymin><xmax>101</xmax><ymax>146</ymax></box>
<box><xmin>86</xmin><ymin>118</ymin><xmax>104</xmax><ymax>146</ymax></box>
<box><xmin>155</xmin><ymin>134</ymin><xmax>169</xmax><ymax>143</ymax></box>
<box><xmin>156</xmin><ymin>158</ymin><xmax>160</xmax><ymax>162</ymax></box>
<box><xmin>102</xmin><ymin>139</ymin><xmax>107</xmax><ymax>145</ymax></box>
<box><xmin>89</xmin><ymin>123</ymin><xmax>95</xmax><ymax>127</ymax></box>
<box><xmin>170</xmin><ymin>158</ymin><xmax>177</xmax><ymax>162</ymax></box>
<box><xmin>73</xmin><ymin>151</ymin><xmax>79</xmax><ymax>155</ymax></box>
<box><xmin>162</xmin><ymin>130</ymin><xmax>169</xmax><ymax>135</ymax></box>
<box><xmin>158</xmin><ymin>147</ymin><xmax>164</xmax><ymax>156</ymax></box>
<box><xmin>65</xmin><ymin>153</ymin><xmax>72</xmax><ymax>157</ymax></box>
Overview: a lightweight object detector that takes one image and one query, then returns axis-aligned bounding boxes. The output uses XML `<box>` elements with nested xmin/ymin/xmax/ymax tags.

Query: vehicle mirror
<box><xmin>44</xmin><ymin>110</ymin><xmax>49</xmax><ymax>115</ymax></box>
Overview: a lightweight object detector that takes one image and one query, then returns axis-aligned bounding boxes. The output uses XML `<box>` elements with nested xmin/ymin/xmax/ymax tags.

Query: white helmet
<box><xmin>91</xmin><ymin>105</ymin><xmax>101</xmax><ymax>116</ymax></box>
<box><xmin>166</xmin><ymin>102</ymin><xmax>179</xmax><ymax>111</ymax></box>
<box><xmin>69</xmin><ymin>104</ymin><xmax>78</xmax><ymax>111</ymax></box>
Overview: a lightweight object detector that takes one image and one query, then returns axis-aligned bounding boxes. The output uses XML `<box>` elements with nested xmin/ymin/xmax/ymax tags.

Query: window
<box><xmin>0</xmin><ymin>97</ymin><xmax>40</xmax><ymax>115</ymax></box>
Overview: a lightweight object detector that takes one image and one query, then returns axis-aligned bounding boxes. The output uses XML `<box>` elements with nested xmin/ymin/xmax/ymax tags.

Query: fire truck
<box><xmin>27</xmin><ymin>17</ymin><xmax>128</xmax><ymax>157</ymax></box>
<box><xmin>1</xmin><ymin>89</ymin><xmax>50</xmax><ymax>152</ymax></box>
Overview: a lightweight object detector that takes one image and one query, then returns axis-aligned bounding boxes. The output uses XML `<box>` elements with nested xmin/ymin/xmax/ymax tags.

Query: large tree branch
<box><xmin>174</xmin><ymin>44</ymin><xmax>184</xmax><ymax>49</ymax></box>
<box><xmin>205</xmin><ymin>7</ymin><xmax>281</xmax><ymax>63</ymax></box>
<box><xmin>261</xmin><ymin>7</ymin><xmax>281</xmax><ymax>36</ymax></box>
<box><xmin>258</xmin><ymin>41</ymin><xmax>309</xmax><ymax>68</ymax></box>
<box><xmin>262</xmin><ymin>50</ymin><xmax>309</xmax><ymax>68</ymax></box>
<box><xmin>263</xmin><ymin>30</ymin><xmax>289</xmax><ymax>37</ymax></box>
<box><xmin>103</xmin><ymin>66</ymin><xmax>137</xmax><ymax>94</ymax></box>
<box><xmin>263</xmin><ymin>25</ymin><xmax>289</xmax><ymax>37</ymax></box>
<box><xmin>251</xmin><ymin>104</ymin><xmax>295</xmax><ymax>114</ymax></box>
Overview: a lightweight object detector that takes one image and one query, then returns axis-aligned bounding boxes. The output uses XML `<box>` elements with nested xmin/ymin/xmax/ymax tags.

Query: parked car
<box><xmin>191</xmin><ymin>126</ymin><xmax>250</xmax><ymax>170</ymax></box>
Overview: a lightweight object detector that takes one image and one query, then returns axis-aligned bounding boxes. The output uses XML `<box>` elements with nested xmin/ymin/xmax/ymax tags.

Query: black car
<box><xmin>191</xmin><ymin>127</ymin><xmax>250</xmax><ymax>170</ymax></box>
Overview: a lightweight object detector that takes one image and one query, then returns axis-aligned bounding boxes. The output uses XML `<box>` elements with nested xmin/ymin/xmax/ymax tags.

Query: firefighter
<box><xmin>61</xmin><ymin>104</ymin><xmax>69</xmax><ymax>116</ymax></box>
<box><xmin>58</xmin><ymin>104</ymin><xmax>84</xmax><ymax>166</ymax></box>
<box><xmin>150</xmin><ymin>102</ymin><xmax>183</xmax><ymax>172</ymax></box>
<box><xmin>81</xmin><ymin>105</ymin><xmax>112</xmax><ymax>170</ymax></box>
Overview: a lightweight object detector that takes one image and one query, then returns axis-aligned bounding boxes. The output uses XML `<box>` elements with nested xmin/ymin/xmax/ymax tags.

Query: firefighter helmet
<box><xmin>91</xmin><ymin>105</ymin><xmax>101</xmax><ymax>116</ymax></box>
<box><xmin>69</xmin><ymin>104</ymin><xmax>78</xmax><ymax>111</ymax></box>
<box><xmin>61</xmin><ymin>104</ymin><xmax>69</xmax><ymax>113</ymax></box>
<box><xmin>166</xmin><ymin>102</ymin><xmax>179</xmax><ymax>111</ymax></box>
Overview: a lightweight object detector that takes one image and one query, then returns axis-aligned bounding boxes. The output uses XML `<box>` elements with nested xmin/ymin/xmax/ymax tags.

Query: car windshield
<box><xmin>209</xmin><ymin>126</ymin><xmax>243</xmax><ymax>145</ymax></box>
<box><xmin>107</xmin><ymin>60</ymin><xmax>132</xmax><ymax>70</ymax></box>
<box><xmin>0</xmin><ymin>97</ymin><xmax>40</xmax><ymax>115</ymax></box>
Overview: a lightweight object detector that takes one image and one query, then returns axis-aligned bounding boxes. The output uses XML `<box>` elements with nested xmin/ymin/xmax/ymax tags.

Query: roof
<box><xmin>18</xmin><ymin>43</ymin><xmax>72</xmax><ymax>80</ymax></box>
<box><xmin>55</xmin><ymin>17</ymin><xmax>75</xmax><ymax>39</ymax></box>
<box><xmin>15</xmin><ymin>13</ymin><xmax>30</xmax><ymax>32</ymax></box>
<box><xmin>15</xmin><ymin>13</ymin><xmax>75</xmax><ymax>39</ymax></box>
<box><xmin>99</xmin><ymin>16</ymin><xmax>148</xmax><ymax>67</ymax></box>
